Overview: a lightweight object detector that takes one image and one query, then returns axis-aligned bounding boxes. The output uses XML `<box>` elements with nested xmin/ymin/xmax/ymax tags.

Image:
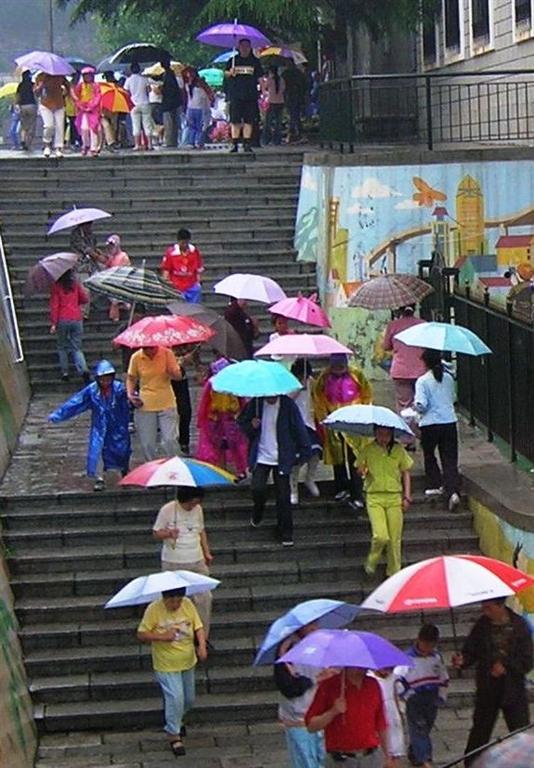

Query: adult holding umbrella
<box><xmin>32</xmin><ymin>62</ymin><xmax>72</xmax><ymax>158</ymax></box>
<box><xmin>383</xmin><ymin>305</ymin><xmax>427</xmax><ymax>423</ymax></box>
<box><xmin>224</xmin><ymin>37</ymin><xmax>263</xmax><ymax>153</ymax></box>
<box><xmin>15</xmin><ymin>70</ymin><xmax>37</xmax><ymax>152</ymax></box>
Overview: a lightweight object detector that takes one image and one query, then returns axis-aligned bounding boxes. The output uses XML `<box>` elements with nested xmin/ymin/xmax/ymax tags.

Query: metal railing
<box><xmin>451</xmin><ymin>290</ymin><xmax>534</xmax><ymax>464</ymax></box>
<box><xmin>0</xmin><ymin>227</ymin><xmax>24</xmax><ymax>363</ymax></box>
<box><xmin>319</xmin><ymin>70</ymin><xmax>534</xmax><ymax>150</ymax></box>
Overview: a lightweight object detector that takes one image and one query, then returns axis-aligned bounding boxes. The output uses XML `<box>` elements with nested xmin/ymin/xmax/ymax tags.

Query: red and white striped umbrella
<box><xmin>362</xmin><ymin>555</ymin><xmax>534</xmax><ymax>613</ymax></box>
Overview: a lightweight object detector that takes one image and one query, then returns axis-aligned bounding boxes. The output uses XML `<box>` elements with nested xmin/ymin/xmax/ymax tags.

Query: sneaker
<box><xmin>290</xmin><ymin>491</ymin><xmax>299</xmax><ymax>506</ymax></box>
<box><xmin>93</xmin><ymin>477</ymin><xmax>105</xmax><ymax>492</ymax></box>
<box><xmin>448</xmin><ymin>492</ymin><xmax>461</xmax><ymax>511</ymax></box>
<box><xmin>128</xmin><ymin>422</ymin><xmax>136</xmax><ymax>434</ymax></box>
<box><xmin>55</xmin><ymin>148</ymin><xmax>63</xmax><ymax>158</ymax></box>
<box><xmin>229</xmin><ymin>144</ymin><xmax>239</xmax><ymax>153</ymax></box>
<box><xmin>250</xmin><ymin>515</ymin><xmax>262</xmax><ymax>528</ymax></box>
<box><xmin>282</xmin><ymin>540</ymin><xmax>294</xmax><ymax>547</ymax></box>
<box><xmin>61</xmin><ymin>373</ymin><xmax>70</xmax><ymax>382</ymax></box>
<box><xmin>348</xmin><ymin>498</ymin><xmax>365</xmax><ymax>511</ymax></box>
<box><xmin>334</xmin><ymin>490</ymin><xmax>350</xmax><ymax>502</ymax></box>
<box><xmin>43</xmin><ymin>146</ymin><xmax>51</xmax><ymax>158</ymax></box>
<box><xmin>304</xmin><ymin>479</ymin><xmax>320</xmax><ymax>497</ymax></box>
<box><xmin>425</xmin><ymin>487</ymin><xmax>443</xmax><ymax>497</ymax></box>
<box><xmin>243</xmin><ymin>143</ymin><xmax>254</xmax><ymax>153</ymax></box>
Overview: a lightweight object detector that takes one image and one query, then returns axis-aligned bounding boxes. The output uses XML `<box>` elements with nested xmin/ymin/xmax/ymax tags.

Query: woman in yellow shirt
<box><xmin>358</xmin><ymin>426</ymin><xmax>413</xmax><ymax>578</ymax></box>
<box><xmin>137</xmin><ymin>587</ymin><xmax>207</xmax><ymax>757</ymax></box>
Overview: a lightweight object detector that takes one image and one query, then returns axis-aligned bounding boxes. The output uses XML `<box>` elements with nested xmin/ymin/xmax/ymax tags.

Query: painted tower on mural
<box><xmin>456</xmin><ymin>174</ymin><xmax>486</xmax><ymax>257</ymax></box>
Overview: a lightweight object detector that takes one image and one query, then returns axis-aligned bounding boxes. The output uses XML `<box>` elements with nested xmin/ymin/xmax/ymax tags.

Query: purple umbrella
<box><xmin>48</xmin><ymin>207</ymin><xmax>112</xmax><ymax>236</ymax></box>
<box><xmin>25</xmin><ymin>252</ymin><xmax>78</xmax><ymax>296</ymax></box>
<box><xmin>196</xmin><ymin>22</ymin><xmax>271</xmax><ymax>49</ymax></box>
<box><xmin>277</xmin><ymin>629</ymin><xmax>412</xmax><ymax>670</ymax></box>
<box><xmin>15</xmin><ymin>51</ymin><xmax>74</xmax><ymax>76</ymax></box>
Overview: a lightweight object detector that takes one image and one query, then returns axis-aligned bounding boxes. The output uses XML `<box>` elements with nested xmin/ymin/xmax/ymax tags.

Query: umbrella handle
<box><xmin>127</xmin><ymin>300</ymin><xmax>136</xmax><ymax>327</ymax></box>
<box><xmin>450</xmin><ymin>607</ymin><xmax>463</xmax><ymax>678</ymax></box>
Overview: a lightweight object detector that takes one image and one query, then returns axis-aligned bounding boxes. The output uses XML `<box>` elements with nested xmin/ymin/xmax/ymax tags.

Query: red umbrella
<box><xmin>113</xmin><ymin>315</ymin><xmax>214</xmax><ymax>348</ymax></box>
<box><xmin>100</xmin><ymin>83</ymin><xmax>134</xmax><ymax>113</ymax></box>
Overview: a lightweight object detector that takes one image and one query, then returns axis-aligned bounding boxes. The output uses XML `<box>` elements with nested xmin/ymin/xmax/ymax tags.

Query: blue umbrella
<box><xmin>394</xmin><ymin>321</ymin><xmax>492</xmax><ymax>356</ymax></box>
<box><xmin>323</xmin><ymin>404</ymin><xmax>414</xmax><ymax>440</ymax></box>
<box><xmin>254</xmin><ymin>599</ymin><xmax>360</xmax><ymax>665</ymax></box>
<box><xmin>277</xmin><ymin>629</ymin><xmax>412</xmax><ymax>670</ymax></box>
<box><xmin>211</xmin><ymin>359</ymin><xmax>300</xmax><ymax>397</ymax></box>
<box><xmin>212</xmin><ymin>50</ymin><xmax>234</xmax><ymax>64</ymax></box>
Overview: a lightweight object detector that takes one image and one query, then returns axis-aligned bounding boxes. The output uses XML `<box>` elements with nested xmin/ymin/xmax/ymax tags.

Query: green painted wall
<box><xmin>0</xmin><ymin>321</ymin><xmax>30</xmax><ymax>479</ymax></box>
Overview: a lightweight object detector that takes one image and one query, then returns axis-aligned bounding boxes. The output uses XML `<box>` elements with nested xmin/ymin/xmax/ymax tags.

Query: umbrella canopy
<box><xmin>472</xmin><ymin>731</ymin><xmax>534</xmax><ymax>767</ymax></box>
<box><xmin>277</xmin><ymin>629</ymin><xmax>411</xmax><ymax>670</ymax></box>
<box><xmin>15</xmin><ymin>50</ymin><xmax>74</xmax><ymax>76</ymax></box>
<box><xmin>0</xmin><ymin>82</ymin><xmax>18</xmax><ymax>99</ymax></box>
<box><xmin>322</xmin><ymin>404</ymin><xmax>414</xmax><ymax>440</ymax></box>
<box><xmin>108</xmin><ymin>43</ymin><xmax>174</xmax><ymax>66</ymax></box>
<box><xmin>362</xmin><ymin>555</ymin><xmax>534</xmax><ymax>613</ymax></box>
<box><xmin>213</xmin><ymin>273</ymin><xmax>286</xmax><ymax>303</ymax></box>
<box><xmin>268</xmin><ymin>295</ymin><xmax>331</xmax><ymax>328</ymax></box>
<box><xmin>348</xmin><ymin>274</ymin><xmax>434</xmax><ymax>310</ymax></box>
<box><xmin>25</xmin><ymin>252</ymin><xmax>79</xmax><ymax>296</ymax></box>
<box><xmin>395</xmin><ymin>321</ymin><xmax>492</xmax><ymax>356</ymax></box>
<box><xmin>212</xmin><ymin>51</ymin><xmax>234</xmax><ymax>64</ymax></box>
<box><xmin>85</xmin><ymin>265</ymin><xmax>182</xmax><ymax>307</ymax></box>
<box><xmin>198</xmin><ymin>67</ymin><xmax>225</xmax><ymax>88</ymax></box>
<box><xmin>100</xmin><ymin>83</ymin><xmax>134</xmax><ymax>113</ymax></box>
<box><xmin>197</xmin><ymin>22</ymin><xmax>271</xmax><ymax>49</ymax></box>
<box><xmin>255</xmin><ymin>334</ymin><xmax>351</xmax><ymax>359</ymax></box>
<box><xmin>113</xmin><ymin>315</ymin><xmax>214</xmax><ymax>349</ymax></box>
<box><xmin>258</xmin><ymin>46</ymin><xmax>307</xmax><ymax>65</ymax></box>
<box><xmin>120</xmin><ymin>457</ymin><xmax>236</xmax><ymax>488</ymax></box>
<box><xmin>211</xmin><ymin>359</ymin><xmax>300</xmax><ymax>397</ymax></box>
<box><xmin>48</xmin><ymin>207</ymin><xmax>112</xmax><ymax>236</ymax></box>
<box><xmin>167</xmin><ymin>300</ymin><xmax>247</xmax><ymax>360</ymax></box>
<box><xmin>254</xmin><ymin>599</ymin><xmax>360</xmax><ymax>666</ymax></box>
<box><xmin>105</xmin><ymin>569</ymin><xmax>220</xmax><ymax>608</ymax></box>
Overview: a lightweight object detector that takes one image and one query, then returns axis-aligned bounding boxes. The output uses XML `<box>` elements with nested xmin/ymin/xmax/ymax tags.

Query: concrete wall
<box><xmin>0</xmin><ymin>309</ymin><xmax>30</xmax><ymax>479</ymax></box>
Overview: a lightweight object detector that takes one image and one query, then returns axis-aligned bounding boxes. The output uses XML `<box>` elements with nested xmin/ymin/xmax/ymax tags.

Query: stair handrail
<box><xmin>0</xmin><ymin>225</ymin><xmax>24</xmax><ymax>362</ymax></box>
<box><xmin>439</xmin><ymin>720</ymin><xmax>534</xmax><ymax>767</ymax></box>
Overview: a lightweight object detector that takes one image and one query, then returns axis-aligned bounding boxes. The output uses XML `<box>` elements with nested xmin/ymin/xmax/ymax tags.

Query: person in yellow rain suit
<box><xmin>312</xmin><ymin>353</ymin><xmax>372</xmax><ymax>509</ymax></box>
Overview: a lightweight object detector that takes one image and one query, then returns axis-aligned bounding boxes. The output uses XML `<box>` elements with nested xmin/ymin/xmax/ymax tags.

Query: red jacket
<box><xmin>49</xmin><ymin>282</ymin><xmax>89</xmax><ymax>325</ymax></box>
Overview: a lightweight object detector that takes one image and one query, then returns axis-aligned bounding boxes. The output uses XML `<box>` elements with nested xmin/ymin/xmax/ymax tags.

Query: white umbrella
<box><xmin>105</xmin><ymin>570</ymin><xmax>220</xmax><ymax>608</ymax></box>
<box><xmin>213</xmin><ymin>273</ymin><xmax>287</xmax><ymax>303</ymax></box>
<box><xmin>48</xmin><ymin>207</ymin><xmax>112</xmax><ymax>236</ymax></box>
<box><xmin>323</xmin><ymin>404</ymin><xmax>414</xmax><ymax>440</ymax></box>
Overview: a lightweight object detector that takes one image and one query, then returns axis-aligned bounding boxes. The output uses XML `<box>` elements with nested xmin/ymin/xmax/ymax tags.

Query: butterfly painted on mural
<box><xmin>412</xmin><ymin>177</ymin><xmax>447</xmax><ymax>207</ymax></box>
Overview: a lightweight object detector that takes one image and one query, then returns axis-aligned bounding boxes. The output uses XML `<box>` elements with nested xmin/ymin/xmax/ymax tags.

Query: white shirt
<box><xmin>124</xmin><ymin>73</ymin><xmax>149</xmax><ymax>106</ymax></box>
<box><xmin>293</xmin><ymin>380</ymin><xmax>315</xmax><ymax>431</ymax></box>
<box><xmin>414</xmin><ymin>369</ymin><xmax>457</xmax><ymax>427</ymax></box>
<box><xmin>257</xmin><ymin>400</ymin><xmax>280</xmax><ymax>465</ymax></box>
<box><xmin>153</xmin><ymin>501</ymin><xmax>204</xmax><ymax>563</ymax></box>
<box><xmin>187</xmin><ymin>85</ymin><xmax>211</xmax><ymax>110</ymax></box>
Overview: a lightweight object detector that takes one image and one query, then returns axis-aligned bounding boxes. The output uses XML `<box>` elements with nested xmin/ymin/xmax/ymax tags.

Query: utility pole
<box><xmin>49</xmin><ymin>0</ymin><xmax>55</xmax><ymax>52</ymax></box>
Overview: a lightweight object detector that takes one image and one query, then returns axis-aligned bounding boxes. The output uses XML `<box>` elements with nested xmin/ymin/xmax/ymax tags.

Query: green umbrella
<box><xmin>199</xmin><ymin>67</ymin><xmax>224</xmax><ymax>88</ymax></box>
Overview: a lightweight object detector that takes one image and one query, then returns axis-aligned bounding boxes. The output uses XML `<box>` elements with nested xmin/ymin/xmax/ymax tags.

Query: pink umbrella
<box><xmin>269</xmin><ymin>294</ymin><xmax>331</xmax><ymax>328</ymax></box>
<box><xmin>25</xmin><ymin>251</ymin><xmax>78</xmax><ymax>296</ymax></box>
<box><xmin>48</xmin><ymin>207</ymin><xmax>112</xmax><ymax>235</ymax></box>
<box><xmin>213</xmin><ymin>273</ymin><xmax>286</xmax><ymax>303</ymax></box>
<box><xmin>113</xmin><ymin>315</ymin><xmax>214</xmax><ymax>348</ymax></box>
<box><xmin>255</xmin><ymin>334</ymin><xmax>352</xmax><ymax>358</ymax></box>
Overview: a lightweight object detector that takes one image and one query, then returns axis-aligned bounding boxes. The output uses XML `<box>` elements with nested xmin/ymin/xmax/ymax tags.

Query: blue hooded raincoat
<box><xmin>49</xmin><ymin>360</ymin><xmax>131</xmax><ymax>476</ymax></box>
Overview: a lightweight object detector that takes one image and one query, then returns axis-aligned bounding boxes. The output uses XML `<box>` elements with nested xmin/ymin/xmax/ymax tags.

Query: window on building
<box><xmin>444</xmin><ymin>0</ymin><xmax>462</xmax><ymax>50</ymax></box>
<box><xmin>422</xmin><ymin>20</ymin><xmax>438</xmax><ymax>64</ymax></box>
<box><xmin>472</xmin><ymin>0</ymin><xmax>491</xmax><ymax>43</ymax></box>
<box><xmin>515</xmin><ymin>0</ymin><xmax>532</xmax><ymax>27</ymax></box>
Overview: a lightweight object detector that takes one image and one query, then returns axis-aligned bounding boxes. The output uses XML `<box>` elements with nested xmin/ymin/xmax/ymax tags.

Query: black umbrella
<box><xmin>108</xmin><ymin>43</ymin><xmax>174</xmax><ymax>66</ymax></box>
<box><xmin>167</xmin><ymin>301</ymin><xmax>247</xmax><ymax>360</ymax></box>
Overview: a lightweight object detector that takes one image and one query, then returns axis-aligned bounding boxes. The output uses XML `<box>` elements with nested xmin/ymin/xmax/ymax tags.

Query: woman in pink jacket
<box><xmin>383</xmin><ymin>305</ymin><xmax>426</xmax><ymax>415</ymax></box>
<box><xmin>49</xmin><ymin>270</ymin><xmax>90</xmax><ymax>383</ymax></box>
<box><xmin>73</xmin><ymin>67</ymin><xmax>102</xmax><ymax>157</ymax></box>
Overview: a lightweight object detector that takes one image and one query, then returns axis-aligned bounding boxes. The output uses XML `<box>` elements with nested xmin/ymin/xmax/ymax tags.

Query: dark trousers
<box><xmin>464</xmin><ymin>682</ymin><xmax>530</xmax><ymax>766</ymax></box>
<box><xmin>251</xmin><ymin>463</ymin><xmax>292</xmax><ymax>541</ymax></box>
<box><xmin>263</xmin><ymin>104</ymin><xmax>283</xmax><ymax>145</ymax></box>
<box><xmin>333</xmin><ymin>442</ymin><xmax>363</xmax><ymax>501</ymax></box>
<box><xmin>287</xmin><ymin>102</ymin><xmax>302</xmax><ymax>139</ymax></box>
<box><xmin>420</xmin><ymin>422</ymin><xmax>459</xmax><ymax>496</ymax></box>
<box><xmin>171</xmin><ymin>378</ymin><xmax>192</xmax><ymax>449</ymax></box>
<box><xmin>406</xmin><ymin>691</ymin><xmax>438</xmax><ymax>765</ymax></box>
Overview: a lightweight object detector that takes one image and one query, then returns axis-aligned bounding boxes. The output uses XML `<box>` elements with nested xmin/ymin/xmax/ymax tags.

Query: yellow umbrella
<box><xmin>142</xmin><ymin>60</ymin><xmax>183</xmax><ymax>77</ymax></box>
<box><xmin>0</xmin><ymin>82</ymin><xmax>18</xmax><ymax>99</ymax></box>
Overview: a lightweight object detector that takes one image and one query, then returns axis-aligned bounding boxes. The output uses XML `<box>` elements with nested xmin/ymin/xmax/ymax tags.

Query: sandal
<box><xmin>170</xmin><ymin>738</ymin><xmax>186</xmax><ymax>757</ymax></box>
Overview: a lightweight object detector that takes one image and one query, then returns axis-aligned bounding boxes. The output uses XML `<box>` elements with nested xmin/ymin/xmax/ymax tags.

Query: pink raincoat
<box><xmin>195</xmin><ymin>380</ymin><xmax>248</xmax><ymax>476</ymax></box>
<box><xmin>73</xmin><ymin>81</ymin><xmax>102</xmax><ymax>134</ymax></box>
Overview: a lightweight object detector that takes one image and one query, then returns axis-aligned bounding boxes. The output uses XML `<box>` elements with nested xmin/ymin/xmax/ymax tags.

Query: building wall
<box><xmin>0</xmin><ymin>322</ymin><xmax>29</xmax><ymax>478</ymax></box>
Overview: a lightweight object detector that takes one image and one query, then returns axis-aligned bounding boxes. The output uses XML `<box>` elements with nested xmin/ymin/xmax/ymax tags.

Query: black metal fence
<box><xmin>319</xmin><ymin>71</ymin><xmax>534</xmax><ymax>150</ymax></box>
<box><xmin>452</xmin><ymin>292</ymin><xmax>534</xmax><ymax>464</ymax></box>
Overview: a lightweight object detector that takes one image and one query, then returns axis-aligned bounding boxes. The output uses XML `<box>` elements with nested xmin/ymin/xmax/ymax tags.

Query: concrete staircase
<box><xmin>0</xmin><ymin>481</ymin><xmax>482</xmax><ymax>734</ymax></box>
<box><xmin>0</xmin><ymin>150</ymin><xmax>314</xmax><ymax>389</ymax></box>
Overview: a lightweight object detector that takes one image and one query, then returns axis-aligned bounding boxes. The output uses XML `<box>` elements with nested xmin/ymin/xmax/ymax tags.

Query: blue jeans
<box><xmin>9</xmin><ymin>112</ymin><xmax>20</xmax><ymax>149</ymax></box>
<box><xmin>186</xmin><ymin>108</ymin><xmax>205</xmax><ymax>147</ymax></box>
<box><xmin>406</xmin><ymin>691</ymin><xmax>438</xmax><ymax>765</ymax></box>
<box><xmin>154</xmin><ymin>667</ymin><xmax>196</xmax><ymax>736</ymax></box>
<box><xmin>285</xmin><ymin>726</ymin><xmax>325</xmax><ymax>768</ymax></box>
<box><xmin>56</xmin><ymin>320</ymin><xmax>88</xmax><ymax>375</ymax></box>
<box><xmin>182</xmin><ymin>283</ymin><xmax>202</xmax><ymax>303</ymax></box>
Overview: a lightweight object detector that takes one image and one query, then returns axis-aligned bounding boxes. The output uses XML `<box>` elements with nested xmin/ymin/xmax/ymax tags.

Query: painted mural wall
<box><xmin>0</xmin><ymin>310</ymin><xmax>35</xmax><ymax>767</ymax></box>
<box><xmin>295</xmin><ymin>160</ymin><xmax>534</xmax><ymax>375</ymax></box>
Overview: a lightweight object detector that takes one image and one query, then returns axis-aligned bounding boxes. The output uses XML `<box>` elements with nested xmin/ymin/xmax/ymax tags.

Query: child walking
<box><xmin>397</xmin><ymin>623</ymin><xmax>449</xmax><ymax>768</ymax></box>
<box><xmin>358</xmin><ymin>425</ymin><xmax>413</xmax><ymax>577</ymax></box>
<box><xmin>289</xmin><ymin>358</ymin><xmax>322</xmax><ymax>505</ymax></box>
